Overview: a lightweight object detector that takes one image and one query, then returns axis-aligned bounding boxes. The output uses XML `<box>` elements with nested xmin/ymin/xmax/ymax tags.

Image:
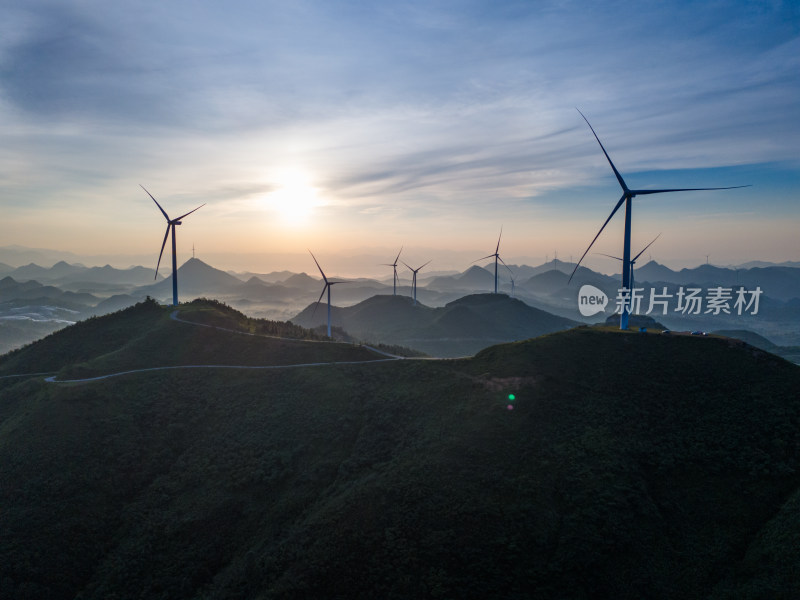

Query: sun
<box><xmin>265</xmin><ymin>169</ymin><xmax>321</xmax><ymax>225</ymax></box>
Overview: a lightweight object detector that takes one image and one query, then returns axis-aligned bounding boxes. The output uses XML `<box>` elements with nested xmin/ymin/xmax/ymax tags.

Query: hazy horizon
<box><xmin>2</xmin><ymin>1</ymin><xmax>798</xmax><ymax>273</ymax></box>
<box><xmin>1</xmin><ymin>243</ymin><xmax>797</xmax><ymax>281</ymax></box>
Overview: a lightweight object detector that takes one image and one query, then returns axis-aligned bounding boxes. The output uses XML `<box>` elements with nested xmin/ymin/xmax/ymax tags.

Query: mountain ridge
<box><xmin>0</xmin><ymin>300</ymin><xmax>798</xmax><ymax>598</ymax></box>
<box><xmin>291</xmin><ymin>292</ymin><xmax>577</xmax><ymax>357</ymax></box>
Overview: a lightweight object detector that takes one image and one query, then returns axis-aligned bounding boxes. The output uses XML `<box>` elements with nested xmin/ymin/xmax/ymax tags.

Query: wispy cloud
<box><xmin>0</xmin><ymin>0</ymin><xmax>797</xmax><ymax>265</ymax></box>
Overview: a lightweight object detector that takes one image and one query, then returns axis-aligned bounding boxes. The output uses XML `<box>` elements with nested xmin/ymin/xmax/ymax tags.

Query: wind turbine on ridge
<box><xmin>381</xmin><ymin>247</ymin><xmax>403</xmax><ymax>296</ymax></box>
<box><xmin>308</xmin><ymin>250</ymin><xmax>349</xmax><ymax>337</ymax></box>
<box><xmin>568</xmin><ymin>109</ymin><xmax>750</xmax><ymax>330</ymax></box>
<box><xmin>141</xmin><ymin>185</ymin><xmax>204</xmax><ymax>307</ymax></box>
<box><xmin>402</xmin><ymin>259</ymin><xmax>431</xmax><ymax>306</ymax></box>
<box><xmin>309</xmin><ymin>251</ymin><xmax>348</xmax><ymax>338</ymax></box>
<box><xmin>597</xmin><ymin>233</ymin><xmax>661</xmax><ymax>307</ymax></box>
<box><xmin>474</xmin><ymin>226</ymin><xmax>513</xmax><ymax>294</ymax></box>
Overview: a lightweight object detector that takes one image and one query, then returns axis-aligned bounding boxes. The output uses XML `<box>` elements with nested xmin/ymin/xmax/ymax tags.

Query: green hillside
<box><xmin>1</xmin><ymin>306</ymin><xmax>799</xmax><ymax>599</ymax></box>
<box><xmin>0</xmin><ymin>298</ymin><xmax>381</xmax><ymax>381</ymax></box>
<box><xmin>713</xmin><ymin>329</ymin><xmax>800</xmax><ymax>365</ymax></box>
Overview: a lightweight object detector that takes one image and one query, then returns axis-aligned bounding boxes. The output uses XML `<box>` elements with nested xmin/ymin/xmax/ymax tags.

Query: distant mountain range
<box><xmin>2</xmin><ymin>254</ymin><xmax>800</xmax><ymax>355</ymax></box>
<box><xmin>633</xmin><ymin>261</ymin><xmax>800</xmax><ymax>300</ymax></box>
<box><xmin>2</xmin><ymin>261</ymin><xmax>158</xmax><ymax>290</ymax></box>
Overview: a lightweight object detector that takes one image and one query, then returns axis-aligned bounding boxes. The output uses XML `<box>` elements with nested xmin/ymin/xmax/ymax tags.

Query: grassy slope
<box><xmin>0</xmin><ymin>299</ymin><xmax>382</xmax><ymax>380</ymax></box>
<box><xmin>0</xmin><ymin>318</ymin><xmax>799</xmax><ymax>598</ymax></box>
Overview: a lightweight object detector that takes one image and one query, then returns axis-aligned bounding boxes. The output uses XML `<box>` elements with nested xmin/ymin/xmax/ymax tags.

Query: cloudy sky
<box><xmin>1</xmin><ymin>0</ymin><xmax>798</xmax><ymax>274</ymax></box>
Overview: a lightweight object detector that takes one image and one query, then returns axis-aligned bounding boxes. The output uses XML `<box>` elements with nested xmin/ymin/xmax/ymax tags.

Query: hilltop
<box><xmin>0</xmin><ymin>298</ymin><xmax>379</xmax><ymax>382</ymax></box>
<box><xmin>291</xmin><ymin>293</ymin><xmax>577</xmax><ymax>356</ymax></box>
<box><xmin>1</xmin><ymin>302</ymin><xmax>799</xmax><ymax>598</ymax></box>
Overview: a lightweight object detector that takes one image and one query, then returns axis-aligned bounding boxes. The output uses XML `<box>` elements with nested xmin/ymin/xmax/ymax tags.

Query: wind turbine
<box><xmin>402</xmin><ymin>259</ymin><xmax>431</xmax><ymax>306</ymax></box>
<box><xmin>597</xmin><ymin>233</ymin><xmax>661</xmax><ymax>305</ymax></box>
<box><xmin>141</xmin><ymin>185</ymin><xmax>204</xmax><ymax>307</ymax></box>
<box><xmin>309</xmin><ymin>251</ymin><xmax>347</xmax><ymax>338</ymax></box>
<box><xmin>381</xmin><ymin>247</ymin><xmax>403</xmax><ymax>296</ymax></box>
<box><xmin>568</xmin><ymin>109</ymin><xmax>749</xmax><ymax>330</ymax></box>
<box><xmin>474</xmin><ymin>227</ymin><xmax>512</xmax><ymax>294</ymax></box>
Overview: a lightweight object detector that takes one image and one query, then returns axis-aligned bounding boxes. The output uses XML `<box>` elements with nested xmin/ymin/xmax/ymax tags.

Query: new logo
<box><xmin>578</xmin><ymin>285</ymin><xmax>608</xmax><ymax>317</ymax></box>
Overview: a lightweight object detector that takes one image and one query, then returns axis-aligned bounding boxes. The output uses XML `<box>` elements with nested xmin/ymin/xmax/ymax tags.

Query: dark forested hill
<box><xmin>0</xmin><ymin>302</ymin><xmax>799</xmax><ymax>599</ymax></box>
<box><xmin>292</xmin><ymin>293</ymin><xmax>577</xmax><ymax>356</ymax></box>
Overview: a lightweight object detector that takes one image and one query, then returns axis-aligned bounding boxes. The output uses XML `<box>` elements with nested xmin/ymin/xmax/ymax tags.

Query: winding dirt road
<box><xmin>25</xmin><ymin>309</ymin><xmax>406</xmax><ymax>384</ymax></box>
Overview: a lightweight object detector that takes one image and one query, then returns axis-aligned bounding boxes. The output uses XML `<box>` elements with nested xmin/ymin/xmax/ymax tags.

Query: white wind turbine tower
<box><xmin>141</xmin><ymin>185</ymin><xmax>204</xmax><ymax>307</ymax></box>
<box><xmin>474</xmin><ymin>227</ymin><xmax>512</xmax><ymax>294</ymax></box>
<box><xmin>309</xmin><ymin>251</ymin><xmax>348</xmax><ymax>338</ymax></box>
<box><xmin>597</xmin><ymin>233</ymin><xmax>661</xmax><ymax>305</ymax></box>
<box><xmin>402</xmin><ymin>259</ymin><xmax>431</xmax><ymax>306</ymax></box>
<box><xmin>381</xmin><ymin>247</ymin><xmax>403</xmax><ymax>296</ymax></box>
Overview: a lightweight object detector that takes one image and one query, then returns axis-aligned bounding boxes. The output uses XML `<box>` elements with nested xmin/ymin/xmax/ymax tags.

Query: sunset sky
<box><xmin>1</xmin><ymin>1</ymin><xmax>798</xmax><ymax>275</ymax></box>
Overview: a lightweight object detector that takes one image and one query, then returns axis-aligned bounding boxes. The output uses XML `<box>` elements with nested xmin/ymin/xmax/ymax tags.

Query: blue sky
<box><xmin>1</xmin><ymin>0</ymin><xmax>798</xmax><ymax>274</ymax></box>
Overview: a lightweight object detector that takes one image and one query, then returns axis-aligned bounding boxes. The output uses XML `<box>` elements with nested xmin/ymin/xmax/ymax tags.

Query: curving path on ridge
<box><xmin>39</xmin><ymin>309</ymin><xmax>406</xmax><ymax>384</ymax></box>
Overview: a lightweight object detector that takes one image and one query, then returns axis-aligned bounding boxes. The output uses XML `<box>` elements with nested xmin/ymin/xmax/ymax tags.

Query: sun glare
<box><xmin>265</xmin><ymin>169</ymin><xmax>321</xmax><ymax>225</ymax></box>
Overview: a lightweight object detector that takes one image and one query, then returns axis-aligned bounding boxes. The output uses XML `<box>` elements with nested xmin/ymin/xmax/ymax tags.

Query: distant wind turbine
<box><xmin>474</xmin><ymin>227</ymin><xmax>512</xmax><ymax>294</ymax></box>
<box><xmin>568</xmin><ymin>109</ymin><xmax>750</xmax><ymax>330</ymax></box>
<box><xmin>141</xmin><ymin>185</ymin><xmax>204</xmax><ymax>307</ymax></box>
<box><xmin>309</xmin><ymin>251</ymin><xmax>348</xmax><ymax>338</ymax></box>
<box><xmin>597</xmin><ymin>233</ymin><xmax>661</xmax><ymax>302</ymax></box>
<box><xmin>381</xmin><ymin>247</ymin><xmax>403</xmax><ymax>296</ymax></box>
<box><xmin>402</xmin><ymin>259</ymin><xmax>431</xmax><ymax>306</ymax></box>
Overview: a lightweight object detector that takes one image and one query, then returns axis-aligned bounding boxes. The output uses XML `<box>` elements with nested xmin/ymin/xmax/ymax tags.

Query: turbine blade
<box><xmin>394</xmin><ymin>246</ymin><xmax>403</xmax><ymax>264</ymax></box>
<box><xmin>401</xmin><ymin>260</ymin><xmax>413</xmax><ymax>271</ymax></box>
<box><xmin>576</xmin><ymin>109</ymin><xmax>629</xmax><ymax>193</ymax></box>
<box><xmin>418</xmin><ymin>260</ymin><xmax>431</xmax><ymax>270</ymax></box>
<box><xmin>498</xmin><ymin>256</ymin><xmax>514</xmax><ymax>275</ymax></box>
<box><xmin>141</xmin><ymin>185</ymin><xmax>170</xmax><ymax>221</ymax></box>
<box><xmin>632</xmin><ymin>233</ymin><xmax>661</xmax><ymax>262</ymax></box>
<box><xmin>308</xmin><ymin>250</ymin><xmax>327</xmax><ymax>283</ymax></box>
<box><xmin>155</xmin><ymin>225</ymin><xmax>170</xmax><ymax>279</ymax></box>
<box><xmin>311</xmin><ymin>284</ymin><xmax>328</xmax><ymax>320</ymax></box>
<box><xmin>596</xmin><ymin>252</ymin><xmax>623</xmax><ymax>261</ymax></box>
<box><xmin>175</xmin><ymin>203</ymin><xmax>205</xmax><ymax>221</ymax></box>
<box><xmin>633</xmin><ymin>185</ymin><xmax>750</xmax><ymax>195</ymax></box>
<box><xmin>568</xmin><ymin>192</ymin><xmax>627</xmax><ymax>284</ymax></box>
<box><xmin>495</xmin><ymin>226</ymin><xmax>503</xmax><ymax>254</ymax></box>
<box><xmin>472</xmin><ymin>253</ymin><xmax>497</xmax><ymax>263</ymax></box>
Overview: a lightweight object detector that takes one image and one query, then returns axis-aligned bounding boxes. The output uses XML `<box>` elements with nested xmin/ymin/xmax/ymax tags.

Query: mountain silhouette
<box><xmin>292</xmin><ymin>292</ymin><xmax>576</xmax><ymax>356</ymax></box>
<box><xmin>0</xmin><ymin>300</ymin><xmax>798</xmax><ymax>598</ymax></box>
<box><xmin>426</xmin><ymin>264</ymin><xmax>495</xmax><ymax>291</ymax></box>
<box><xmin>138</xmin><ymin>258</ymin><xmax>244</xmax><ymax>299</ymax></box>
